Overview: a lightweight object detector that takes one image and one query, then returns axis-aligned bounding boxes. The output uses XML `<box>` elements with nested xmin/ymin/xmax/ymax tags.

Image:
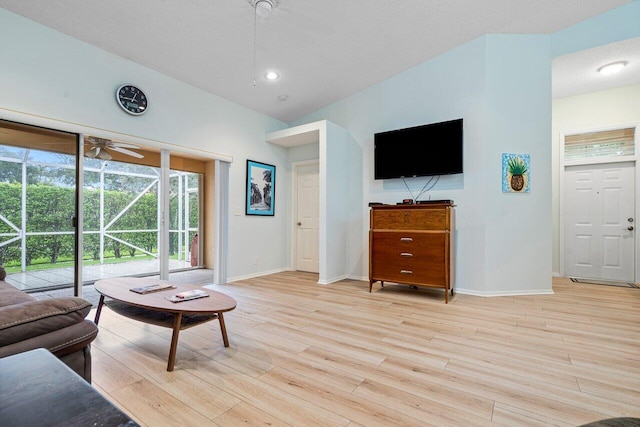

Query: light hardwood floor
<box><xmin>90</xmin><ymin>272</ymin><xmax>640</xmax><ymax>426</ymax></box>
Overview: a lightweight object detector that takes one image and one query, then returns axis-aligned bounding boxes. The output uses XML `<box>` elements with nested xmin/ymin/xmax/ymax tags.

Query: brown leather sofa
<box><xmin>0</xmin><ymin>266</ymin><xmax>98</xmax><ymax>382</ymax></box>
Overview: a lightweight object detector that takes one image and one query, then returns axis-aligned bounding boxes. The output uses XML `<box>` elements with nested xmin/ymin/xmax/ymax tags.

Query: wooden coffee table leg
<box><xmin>94</xmin><ymin>295</ymin><xmax>105</xmax><ymax>325</ymax></box>
<box><xmin>218</xmin><ymin>313</ymin><xmax>229</xmax><ymax>347</ymax></box>
<box><xmin>167</xmin><ymin>313</ymin><xmax>183</xmax><ymax>371</ymax></box>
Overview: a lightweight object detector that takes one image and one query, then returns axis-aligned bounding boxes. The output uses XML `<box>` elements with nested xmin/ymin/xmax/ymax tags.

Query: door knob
<box><xmin>297</xmin><ymin>222</ymin><xmax>302</xmax><ymax>226</ymax></box>
<box><xmin>628</xmin><ymin>226</ymin><xmax>634</xmax><ymax>231</ymax></box>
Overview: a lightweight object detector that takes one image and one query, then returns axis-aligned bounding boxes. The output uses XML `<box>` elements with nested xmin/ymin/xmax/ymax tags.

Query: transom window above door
<box><xmin>564</xmin><ymin>127</ymin><xmax>635</xmax><ymax>161</ymax></box>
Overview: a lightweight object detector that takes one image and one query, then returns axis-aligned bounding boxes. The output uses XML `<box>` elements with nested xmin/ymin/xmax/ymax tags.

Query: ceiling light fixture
<box><xmin>598</xmin><ymin>61</ymin><xmax>627</xmax><ymax>75</ymax></box>
<box><xmin>265</xmin><ymin>71</ymin><xmax>279</xmax><ymax>80</ymax></box>
<box><xmin>248</xmin><ymin>0</ymin><xmax>280</xmax><ymax>87</ymax></box>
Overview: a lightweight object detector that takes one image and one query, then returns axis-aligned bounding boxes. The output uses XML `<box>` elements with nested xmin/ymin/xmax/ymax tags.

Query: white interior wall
<box><xmin>293</xmin><ymin>34</ymin><xmax>553</xmax><ymax>295</ymax></box>
<box><xmin>293</xmin><ymin>37</ymin><xmax>489</xmax><ymax>292</ymax></box>
<box><xmin>292</xmin><ymin>1</ymin><xmax>640</xmax><ymax>295</ymax></box>
<box><xmin>346</xmin><ymin>130</ymin><xmax>365</xmax><ymax>280</ymax></box>
<box><xmin>0</xmin><ymin>8</ymin><xmax>291</xmax><ymax>282</ymax></box>
<box><xmin>551</xmin><ymin>2</ymin><xmax>640</xmax><ymax>58</ymax></box>
<box><xmin>482</xmin><ymin>34</ymin><xmax>552</xmax><ymax>294</ymax></box>
<box><xmin>322</xmin><ymin>122</ymin><xmax>350</xmax><ymax>283</ymax></box>
<box><xmin>267</xmin><ymin>120</ymin><xmax>359</xmax><ymax>284</ymax></box>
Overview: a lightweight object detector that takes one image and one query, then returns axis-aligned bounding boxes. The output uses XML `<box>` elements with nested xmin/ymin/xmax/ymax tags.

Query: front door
<box><xmin>564</xmin><ymin>161</ymin><xmax>635</xmax><ymax>281</ymax></box>
<box><xmin>295</xmin><ymin>163</ymin><xmax>319</xmax><ymax>273</ymax></box>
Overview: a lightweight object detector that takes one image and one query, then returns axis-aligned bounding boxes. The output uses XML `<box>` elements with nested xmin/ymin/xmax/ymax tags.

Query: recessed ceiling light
<box><xmin>598</xmin><ymin>61</ymin><xmax>627</xmax><ymax>75</ymax></box>
<box><xmin>265</xmin><ymin>71</ymin><xmax>279</xmax><ymax>80</ymax></box>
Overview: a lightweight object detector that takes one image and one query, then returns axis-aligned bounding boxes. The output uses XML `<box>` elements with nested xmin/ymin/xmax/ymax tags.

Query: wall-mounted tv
<box><xmin>374</xmin><ymin>118</ymin><xmax>463</xmax><ymax>180</ymax></box>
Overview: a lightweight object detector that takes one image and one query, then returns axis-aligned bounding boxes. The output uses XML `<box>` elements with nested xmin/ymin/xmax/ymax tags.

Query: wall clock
<box><xmin>116</xmin><ymin>84</ymin><xmax>148</xmax><ymax>115</ymax></box>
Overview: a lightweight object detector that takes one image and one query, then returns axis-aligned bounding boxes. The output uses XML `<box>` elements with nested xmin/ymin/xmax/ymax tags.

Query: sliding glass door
<box><xmin>169</xmin><ymin>171</ymin><xmax>201</xmax><ymax>271</ymax></box>
<box><xmin>0</xmin><ymin>119</ymin><xmax>79</xmax><ymax>295</ymax></box>
<box><xmin>1</xmin><ymin>119</ymin><xmax>208</xmax><ymax>295</ymax></box>
<box><xmin>82</xmin><ymin>159</ymin><xmax>163</xmax><ymax>281</ymax></box>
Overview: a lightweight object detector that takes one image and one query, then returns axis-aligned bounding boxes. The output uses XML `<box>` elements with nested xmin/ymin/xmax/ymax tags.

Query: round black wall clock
<box><xmin>116</xmin><ymin>84</ymin><xmax>149</xmax><ymax>115</ymax></box>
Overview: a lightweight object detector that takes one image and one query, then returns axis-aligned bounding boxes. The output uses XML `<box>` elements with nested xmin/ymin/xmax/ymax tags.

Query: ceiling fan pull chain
<box><xmin>253</xmin><ymin>3</ymin><xmax>257</xmax><ymax>87</ymax></box>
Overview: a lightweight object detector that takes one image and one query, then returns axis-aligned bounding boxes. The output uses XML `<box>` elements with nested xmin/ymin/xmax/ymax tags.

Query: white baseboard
<box><xmin>318</xmin><ymin>274</ymin><xmax>348</xmax><ymax>285</ymax></box>
<box><xmin>215</xmin><ymin>271</ymin><xmax>555</xmax><ymax>297</ymax></box>
<box><xmin>455</xmin><ymin>288</ymin><xmax>555</xmax><ymax>297</ymax></box>
<box><xmin>223</xmin><ymin>268</ymin><xmax>287</xmax><ymax>284</ymax></box>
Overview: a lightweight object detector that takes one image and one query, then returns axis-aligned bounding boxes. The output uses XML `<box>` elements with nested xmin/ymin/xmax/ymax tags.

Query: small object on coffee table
<box><xmin>166</xmin><ymin>289</ymin><xmax>209</xmax><ymax>302</ymax></box>
<box><xmin>130</xmin><ymin>282</ymin><xmax>176</xmax><ymax>294</ymax></box>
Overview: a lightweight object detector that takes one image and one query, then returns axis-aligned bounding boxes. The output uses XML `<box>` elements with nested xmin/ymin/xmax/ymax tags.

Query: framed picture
<box><xmin>502</xmin><ymin>153</ymin><xmax>530</xmax><ymax>193</ymax></box>
<box><xmin>246</xmin><ymin>160</ymin><xmax>276</xmax><ymax>216</ymax></box>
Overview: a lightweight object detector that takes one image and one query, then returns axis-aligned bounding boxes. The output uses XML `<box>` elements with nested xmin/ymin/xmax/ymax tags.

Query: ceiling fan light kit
<box><xmin>85</xmin><ymin>146</ymin><xmax>112</xmax><ymax>161</ymax></box>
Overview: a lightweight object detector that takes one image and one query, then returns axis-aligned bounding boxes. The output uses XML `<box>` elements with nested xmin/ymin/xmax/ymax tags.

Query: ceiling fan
<box><xmin>85</xmin><ymin>136</ymin><xmax>144</xmax><ymax>160</ymax></box>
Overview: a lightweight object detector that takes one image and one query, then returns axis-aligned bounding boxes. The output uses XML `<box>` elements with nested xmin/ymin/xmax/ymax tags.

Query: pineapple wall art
<box><xmin>502</xmin><ymin>153</ymin><xmax>530</xmax><ymax>193</ymax></box>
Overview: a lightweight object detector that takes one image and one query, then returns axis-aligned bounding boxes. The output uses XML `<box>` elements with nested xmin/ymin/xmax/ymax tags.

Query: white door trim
<box><xmin>290</xmin><ymin>159</ymin><xmax>320</xmax><ymax>271</ymax></box>
<box><xmin>559</xmin><ymin>124</ymin><xmax>640</xmax><ymax>280</ymax></box>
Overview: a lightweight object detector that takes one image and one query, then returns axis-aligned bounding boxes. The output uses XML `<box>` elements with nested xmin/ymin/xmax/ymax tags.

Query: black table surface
<box><xmin>0</xmin><ymin>348</ymin><xmax>139</xmax><ymax>427</ymax></box>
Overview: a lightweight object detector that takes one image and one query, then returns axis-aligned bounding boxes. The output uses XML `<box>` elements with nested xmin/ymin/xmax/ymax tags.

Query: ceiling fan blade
<box><xmin>110</xmin><ymin>146</ymin><xmax>144</xmax><ymax>158</ymax></box>
<box><xmin>109</xmin><ymin>142</ymin><xmax>140</xmax><ymax>149</ymax></box>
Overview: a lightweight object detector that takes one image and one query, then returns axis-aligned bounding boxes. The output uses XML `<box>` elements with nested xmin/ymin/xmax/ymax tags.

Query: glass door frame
<box><xmin>74</xmin><ymin>134</ymin><xmax>84</xmax><ymax>297</ymax></box>
<box><xmin>1</xmin><ymin>112</ymin><xmax>230</xmax><ymax>292</ymax></box>
<box><xmin>0</xmin><ymin>119</ymin><xmax>81</xmax><ymax>296</ymax></box>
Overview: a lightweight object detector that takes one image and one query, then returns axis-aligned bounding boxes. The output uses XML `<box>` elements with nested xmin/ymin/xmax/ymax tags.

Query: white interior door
<box><xmin>564</xmin><ymin>162</ymin><xmax>635</xmax><ymax>281</ymax></box>
<box><xmin>295</xmin><ymin>163</ymin><xmax>319</xmax><ymax>273</ymax></box>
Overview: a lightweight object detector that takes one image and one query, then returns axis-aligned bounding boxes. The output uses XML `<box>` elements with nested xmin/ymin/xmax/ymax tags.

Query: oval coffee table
<box><xmin>93</xmin><ymin>277</ymin><xmax>236</xmax><ymax>371</ymax></box>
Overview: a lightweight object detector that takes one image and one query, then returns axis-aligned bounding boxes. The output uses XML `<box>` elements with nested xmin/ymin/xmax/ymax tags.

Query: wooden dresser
<box><xmin>369</xmin><ymin>202</ymin><xmax>455</xmax><ymax>303</ymax></box>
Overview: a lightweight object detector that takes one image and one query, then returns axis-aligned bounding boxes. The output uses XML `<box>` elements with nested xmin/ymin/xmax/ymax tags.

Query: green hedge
<box><xmin>0</xmin><ymin>177</ymin><xmax>198</xmax><ymax>268</ymax></box>
<box><xmin>0</xmin><ymin>183</ymin><xmax>156</xmax><ymax>266</ymax></box>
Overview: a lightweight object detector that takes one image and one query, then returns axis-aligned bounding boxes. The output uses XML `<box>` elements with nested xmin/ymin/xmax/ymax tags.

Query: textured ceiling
<box><xmin>553</xmin><ymin>36</ymin><xmax>640</xmax><ymax>99</ymax></box>
<box><xmin>0</xmin><ymin>0</ymin><xmax>634</xmax><ymax>123</ymax></box>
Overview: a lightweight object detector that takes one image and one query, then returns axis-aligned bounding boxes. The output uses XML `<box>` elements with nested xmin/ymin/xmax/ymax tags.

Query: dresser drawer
<box><xmin>370</xmin><ymin>231</ymin><xmax>447</xmax><ymax>285</ymax></box>
<box><xmin>371</xmin><ymin>264</ymin><xmax>446</xmax><ymax>286</ymax></box>
<box><xmin>371</xmin><ymin>208</ymin><xmax>448</xmax><ymax>231</ymax></box>
<box><xmin>370</xmin><ymin>231</ymin><xmax>446</xmax><ymax>256</ymax></box>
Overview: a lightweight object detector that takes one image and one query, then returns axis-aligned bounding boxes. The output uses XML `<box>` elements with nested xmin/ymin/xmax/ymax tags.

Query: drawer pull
<box><xmin>400</xmin><ymin>237</ymin><xmax>413</xmax><ymax>242</ymax></box>
<box><xmin>400</xmin><ymin>253</ymin><xmax>413</xmax><ymax>257</ymax></box>
<box><xmin>400</xmin><ymin>270</ymin><xmax>413</xmax><ymax>275</ymax></box>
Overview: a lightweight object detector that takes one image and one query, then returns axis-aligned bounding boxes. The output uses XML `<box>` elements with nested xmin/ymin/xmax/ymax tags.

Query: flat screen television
<box><xmin>374</xmin><ymin>118</ymin><xmax>463</xmax><ymax>179</ymax></box>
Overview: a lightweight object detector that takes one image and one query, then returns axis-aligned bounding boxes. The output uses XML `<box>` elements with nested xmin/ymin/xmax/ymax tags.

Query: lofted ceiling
<box><xmin>0</xmin><ymin>0</ymin><xmax>636</xmax><ymax>123</ymax></box>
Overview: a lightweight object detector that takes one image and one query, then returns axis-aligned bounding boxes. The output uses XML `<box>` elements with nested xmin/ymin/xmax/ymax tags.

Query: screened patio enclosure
<box><xmin>0</xmin><ymin>120</ymin><xmax>203</xmax><ymax>293</ymax></box>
